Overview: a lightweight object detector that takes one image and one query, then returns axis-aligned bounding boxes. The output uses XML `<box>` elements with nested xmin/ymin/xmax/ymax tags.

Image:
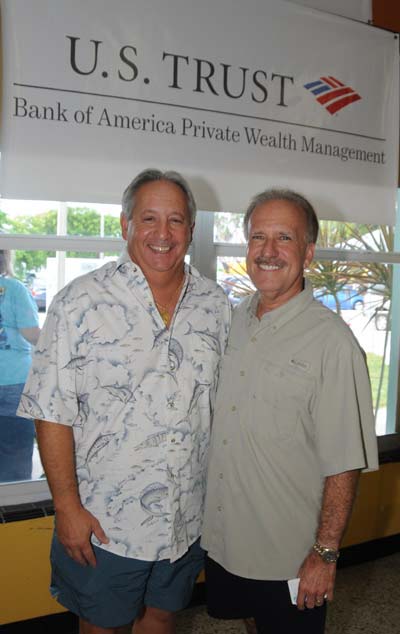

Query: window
<box><xmin>0</xmin><ymin>201</ymin><xmax>399</xmax><ymax>504</ymax></box>
<box><xmin>213</xmin><ymin>212</ymin><xmax>400</xmax><ymax>437</ymax></box>
<box><xmin>0</xmin><ymin>200</ymin><xmax>124</xmax><ymax>502</ymax></box>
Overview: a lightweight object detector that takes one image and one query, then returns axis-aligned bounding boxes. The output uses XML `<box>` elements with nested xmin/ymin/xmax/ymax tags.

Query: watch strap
<box><xmin>312</xmin><ymin>541</ymin><xmax>340</xmax><ymax>562</ymax></box>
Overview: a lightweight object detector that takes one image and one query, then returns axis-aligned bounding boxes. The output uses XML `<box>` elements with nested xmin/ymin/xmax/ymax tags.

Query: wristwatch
<box><xmin>312</xmin><ymin>542</ymin><xmax>340</xmax><ymax>563</ymax></box>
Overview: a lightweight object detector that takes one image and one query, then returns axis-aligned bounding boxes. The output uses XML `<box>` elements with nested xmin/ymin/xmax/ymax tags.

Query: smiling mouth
<box><xmin>149</xmin><ymin>245</ymin><xmax>172</xmax><ymax>253</ymax></box>
<box><xmin>258</xmin><ymin>263</ymin><xmax>282</xmax><ymax>271</ymax></box>
<box><xmin>254</xmin><ymin>256</ymin><xmax>285</xmax><ymax>271</ymax></box>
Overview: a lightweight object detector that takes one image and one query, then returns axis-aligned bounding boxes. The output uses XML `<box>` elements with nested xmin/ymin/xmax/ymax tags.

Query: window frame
<box><xmin>0</xmin><ymin>206</ymin><xmax>399</xmax><ymax>505</ymax></box>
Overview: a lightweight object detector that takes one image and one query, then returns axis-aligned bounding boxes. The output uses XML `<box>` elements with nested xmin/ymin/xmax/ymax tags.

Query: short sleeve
<box><xmin>13</xmin><ymin>280</ymin><xmax>39</xmax><ymax>329</ymax></box>
<box><xmin>17</xmin><ymin>297</ymin><xmax>79</xmax><ymax>425</ymax></box>
<box><xmin>313</xmin><ymin>340</ymin><xmax>379</xmax><ymax>476</ymax></box>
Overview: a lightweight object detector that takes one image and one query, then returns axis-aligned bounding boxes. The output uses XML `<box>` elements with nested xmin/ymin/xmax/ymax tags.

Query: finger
<box><xmin>315</xmin><ymin>596</ymin><xmax>325</xmax><ymax>607</ymax></box>
<box><xmin>81</xmin><ymin>543</ymin><xmax>97</xmax><ymax>568</ymax></box>
<box><xmin>296</xmin><ymin>588</ymin><xmax>307</xmax><ymax>610</ymax></box>
<box><xmin>66</xmin><ymin>547</ymin><xmax>88</xmax><ymax>567</ymax></box>
<box><xmin>305</xmin><ymin>594</ymin><xmax>316</xmax><ymax>609</ymax></box>
<box><xmin>92</xmin><ymin>521</ymin><xmax>109</xmax><ymax>545</ymax></box>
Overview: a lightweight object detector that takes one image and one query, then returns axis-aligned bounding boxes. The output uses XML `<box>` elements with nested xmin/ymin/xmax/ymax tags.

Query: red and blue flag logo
<box><xmin>304</xmin><ymin>77</ymin><xmax>361</xmax><ymax>115</ymax></box>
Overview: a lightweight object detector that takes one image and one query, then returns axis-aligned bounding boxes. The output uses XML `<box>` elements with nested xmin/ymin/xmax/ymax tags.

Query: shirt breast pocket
<box><xmin>252</xmin><ymin>362</ymin><xmax>313</xmax><ymax>442</ymax></box>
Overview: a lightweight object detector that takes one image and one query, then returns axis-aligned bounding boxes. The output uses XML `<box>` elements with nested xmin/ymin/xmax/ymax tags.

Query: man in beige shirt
<box><xmin>201</xmin><ymin>189</ymin><xmax>378</xmax><ymax>634</ymax></box>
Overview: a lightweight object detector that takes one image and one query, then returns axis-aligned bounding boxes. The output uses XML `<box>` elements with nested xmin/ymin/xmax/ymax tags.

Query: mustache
<box><xmin>254</xmin><ymin>257</ymin><xmax>285</xmax><ymax>267</ymax></box>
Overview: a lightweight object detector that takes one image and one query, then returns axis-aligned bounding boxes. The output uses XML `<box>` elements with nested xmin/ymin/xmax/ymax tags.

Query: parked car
<box><xmin>314</xmin><ymin>287</ymin><xmax>365</xmax><ymax>311</ymax></box>
<box><xmin>28</xmin><ymin>277</ymin><xmax>47</xmax><ymax>312</ymax></box>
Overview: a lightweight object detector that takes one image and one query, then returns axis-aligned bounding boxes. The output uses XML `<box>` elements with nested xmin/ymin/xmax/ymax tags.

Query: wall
<box><xmin>0</xmin><ymin>516</ymin><xmax>64</xmax><ymax>624</ymax></box>
<box><xmin>1</xmin><ymin>463</ymin><xmax>400</xmax><ymax>625</ymax></box>
<box><xmin>373</xmin><ymin>0</ymin><xmax>400</xmax><ymax>33</ymax></box>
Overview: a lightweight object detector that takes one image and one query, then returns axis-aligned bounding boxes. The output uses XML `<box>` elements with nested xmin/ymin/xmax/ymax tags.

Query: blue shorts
<box><xmin>50</xmin><ymin>534</ymin><xmax>204</xmax><ymax>628</ymax></box>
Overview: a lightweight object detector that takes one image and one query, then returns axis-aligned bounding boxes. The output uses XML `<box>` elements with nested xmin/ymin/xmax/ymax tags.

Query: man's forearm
<box><xmin>296</xmin><ymin>469</ymin><xmax>361</xmax><ymax>608</ymax></box>
<box><xmin>35</xmin><ymin>419</ymin><xmax>82</xmax><ymax>512</ymax></box>
<box><xmin>316</xmin><ymin>469</ymin><xmax>360</xmax><ymax>548</ymax></box>
<box><xmin>35</xmin><ymin>419</ymin><xmax>108</xmax><ymax>566</ymax></box>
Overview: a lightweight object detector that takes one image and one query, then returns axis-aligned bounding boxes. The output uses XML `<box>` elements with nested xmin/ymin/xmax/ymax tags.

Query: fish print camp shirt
<box><xmin>18</xmin><ymin>251</ymin><xmax>231</xmax><ymax>562</ymax></box>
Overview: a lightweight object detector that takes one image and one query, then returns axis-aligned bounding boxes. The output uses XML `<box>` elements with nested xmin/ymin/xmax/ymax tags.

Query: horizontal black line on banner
<box><xmin>13</xmin><ymin>82</ymin><xmax>385</xmax><ymax>143</ymax></box>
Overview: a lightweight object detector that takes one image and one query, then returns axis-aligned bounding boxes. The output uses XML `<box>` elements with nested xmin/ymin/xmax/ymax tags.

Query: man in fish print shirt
<box><xmin>201</xmin><ymin>189</ymin><xmax>378</xmax><ymax>634</ymax></box>
<box><xmin>18</xmin><ymin>169</ymin><xmax>231</xmax><ymax>634</ymax></box>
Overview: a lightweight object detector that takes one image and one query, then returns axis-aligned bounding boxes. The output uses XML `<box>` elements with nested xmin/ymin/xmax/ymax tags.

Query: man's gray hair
<box><xmin>243</xmin><ymin>188</ymin><xmax>319</xmax><ymax>243</ymax></box>
<box><xmin>121</xmin><ymin>168</ymin><xmax>197</xmax><ymax>225</ymax></box>
<box><xmin>0</xmin><ymin>250</ymin><xmax>13</xmax><ymax>277</ymax></box>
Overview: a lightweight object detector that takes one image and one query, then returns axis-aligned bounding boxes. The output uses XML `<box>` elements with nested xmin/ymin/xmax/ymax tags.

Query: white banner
<box><xmin>0</xmin><ymin>0</ymin><xmax>398</xmax><ymax>224</ymax></box>
<box><xmin>288</xmin><ymin>0</ymin><xmax>372</xmax><ymax>23</ymax></box>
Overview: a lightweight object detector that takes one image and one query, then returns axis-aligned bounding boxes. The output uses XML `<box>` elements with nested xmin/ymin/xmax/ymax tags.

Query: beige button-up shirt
<box><xmin>201</xmin><ymin>281</ymin><xmax>378</xmax><ymax>579</ymax></box>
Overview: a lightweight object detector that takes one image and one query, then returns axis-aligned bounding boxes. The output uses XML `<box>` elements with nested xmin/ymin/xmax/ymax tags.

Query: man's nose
<box><xmin>156</xmin><ymin>219</ymin><xmax>170</xmax><ymax>239</ymax></box>
<box><xmin>260</xmin><ymin>237</ymin><xmax>278</xmax><ymax>257</ymax></box>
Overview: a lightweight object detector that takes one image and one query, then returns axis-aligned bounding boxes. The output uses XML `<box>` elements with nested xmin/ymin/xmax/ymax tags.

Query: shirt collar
<box><xmin>247</xmin><ymin>279</ymin><xmax>314</xmax><ymax>332</ymax></box>
<box><xmin>115</xmin><ymin>247</ymin><xmax>133</xmax><ymax>271</ymax></box>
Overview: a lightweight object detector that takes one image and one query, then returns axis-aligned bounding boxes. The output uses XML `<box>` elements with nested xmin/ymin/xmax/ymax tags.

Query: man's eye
<box><xmin>170</xmin><ymin>217</ymin><xmax>184</xmax><ymax>224</ymax></box>
<box><xmin>279</xmin><ymin>234</ymin><xmax>292</xmax><ymax>241</ymax></box>
<box><xmin>143</xmin><ymin>216</ymin><xmax>154</xmax><ymax>222</ymax></box>
<box><xmin>251</xmin><ymin>234</ymin><xmax>264</xmax><ymax>240</ymax></box>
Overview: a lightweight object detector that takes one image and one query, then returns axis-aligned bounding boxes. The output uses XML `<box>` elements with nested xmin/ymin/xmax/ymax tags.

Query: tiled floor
<box><xmin>1</xmin><ymin>552</ymin><xmax>400</xmax><ymax>633</ymax></box>
<box><xmin>177</xmin><ymin>554</ymin><xmax>400</xmax><ymax>633</ymax></box>
<box><xmin>324</xmin><ymin>552</ymin><xmax>400</xmax><ymax>634</ymax></box>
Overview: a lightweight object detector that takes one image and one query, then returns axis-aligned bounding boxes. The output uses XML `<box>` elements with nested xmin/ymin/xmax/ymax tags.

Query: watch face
<box><xmin>322</xmin><ymin>550</ymin><xmax>338</xmax><ymax>563</ymax></box>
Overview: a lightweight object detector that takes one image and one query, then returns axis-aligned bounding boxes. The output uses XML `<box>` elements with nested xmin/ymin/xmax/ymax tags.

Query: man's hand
<box><xmin>296</xmin><ymin>550</ymin><xmax>336</xmax><ymax>610</ymax></box>
<box><xmin>295</xmin><ymin>470</ymin><xmax>360</xmax><ymax>610</ymax></box>
<box><xmin>34</xmin><ymin>420</ymin><xmax>109</xmax><ymax>567</ymax></box>
<box><xmin>56</xmin><ymin>505</ymin><xmax>109</xmax><ymax>567</ymax></box>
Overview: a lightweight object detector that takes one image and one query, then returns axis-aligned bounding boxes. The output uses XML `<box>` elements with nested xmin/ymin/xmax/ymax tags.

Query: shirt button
<box><xmin>219</xmin><ymin>473</ymin><xmax>223</xmax><ymax>479</ymax></box>
<box><xmin>168</xmin><ymin>401</ymin><xmax>175</xmax><ymax>409</ymax></box>
<box><xmin>217</xmin><ymin>505</ymin><xmax>222</xmax><ymax>511</ymax></box>
<box><xmin>251</xmin><ymin>336</ymin><xmax>257</xmax><ymax>343</ymax></box>
<box><xmin>240</xmin><ymin>370</ymin><xmax>245</xmax><ymax>376</ymax></box>
<box><xmin>231</xmin><ymin>405</ymin><xmax>237</xmax><ymax>412</ymax></box>
<box><xmin>223</xmin><ymin>439</ymin><xmax>228</xmax><ymax>445</ymax></box>
<box><xmin>171</xmin><ymin>438</ymin><xmax>176</xmax><ymax>444</ymax></box>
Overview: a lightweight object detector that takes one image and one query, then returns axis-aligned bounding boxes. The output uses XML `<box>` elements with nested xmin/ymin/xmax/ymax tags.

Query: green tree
<box><xmin>214</xmin><ymin>212</ymin><xmax>244</xmax><ymax>243</ymax></box>
<box><xmin>306</xmin><ymin>221</ymin><xmax>352</xmax><ymax>315</ymax></box>
<box><xmin>0</xmin><ymin>207</ymin><xmax>122</xmax><ymax>277</ymax></box>
<box><xmin>0</xmin><ymin>209</ymin><xmax>12</xmax><ymax>231</ymax></box>
<box><xmin>66</xmin><ymin>207</ymin><xmax>121</xmax><ymax>258</ymax></box>
<box><xmin>10</xmin><ymin>210</ymin><xmax>57</xmax><ymax>235</ymax></box>
<box><xmin>307</xmin><ymin>221</ymin><xmax>392</xmax><ymax>316</ymax></box>
<box><xmin>1</xmin><ymin>210</ymin><xmax>57</xmax><ymax>279</ymax></box>
<box><xmin>104</xmin><ymin>215</ymin><xmax>121</xmax><ymax>237</ymax></box>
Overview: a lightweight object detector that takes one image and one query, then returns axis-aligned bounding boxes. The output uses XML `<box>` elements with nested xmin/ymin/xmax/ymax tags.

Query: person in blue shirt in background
<box><xmin>0</xmin><ymin>249</ymin><xmax>40</xmax><ymax>482</ymax></box>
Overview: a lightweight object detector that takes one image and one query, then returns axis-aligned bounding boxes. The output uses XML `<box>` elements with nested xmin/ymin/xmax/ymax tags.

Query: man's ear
<box><xmin>120</xmin><ymin>212</ymin><xmax>128</xmax><ymax>240</ymax></box>
<box><xmin>304</xmin><ymin>242</ymin><xmax>315</xmax><ymax>269</ymax></box>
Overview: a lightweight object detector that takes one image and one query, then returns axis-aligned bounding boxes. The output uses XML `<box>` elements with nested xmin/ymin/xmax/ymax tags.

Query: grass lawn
<box><xmin>366</xmin><ymin>352</ymin><xmax>389</xmax><ymax>409</ymax></box>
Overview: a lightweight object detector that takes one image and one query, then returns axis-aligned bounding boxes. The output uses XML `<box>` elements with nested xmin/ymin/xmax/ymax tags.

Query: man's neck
<box><xmin>256</xmin><ymin>285</ymin><xmax>304</xmax><ymax>319</ymax></box>
<box><xmin>148</xmin><ymin>269</ymin><xmax>187</xmax><ymax>328</ymax></box>
<box><xmin>147</xmin><ymin>268</ymin><xmax>186</xmax><ymax>296</ymax></box>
